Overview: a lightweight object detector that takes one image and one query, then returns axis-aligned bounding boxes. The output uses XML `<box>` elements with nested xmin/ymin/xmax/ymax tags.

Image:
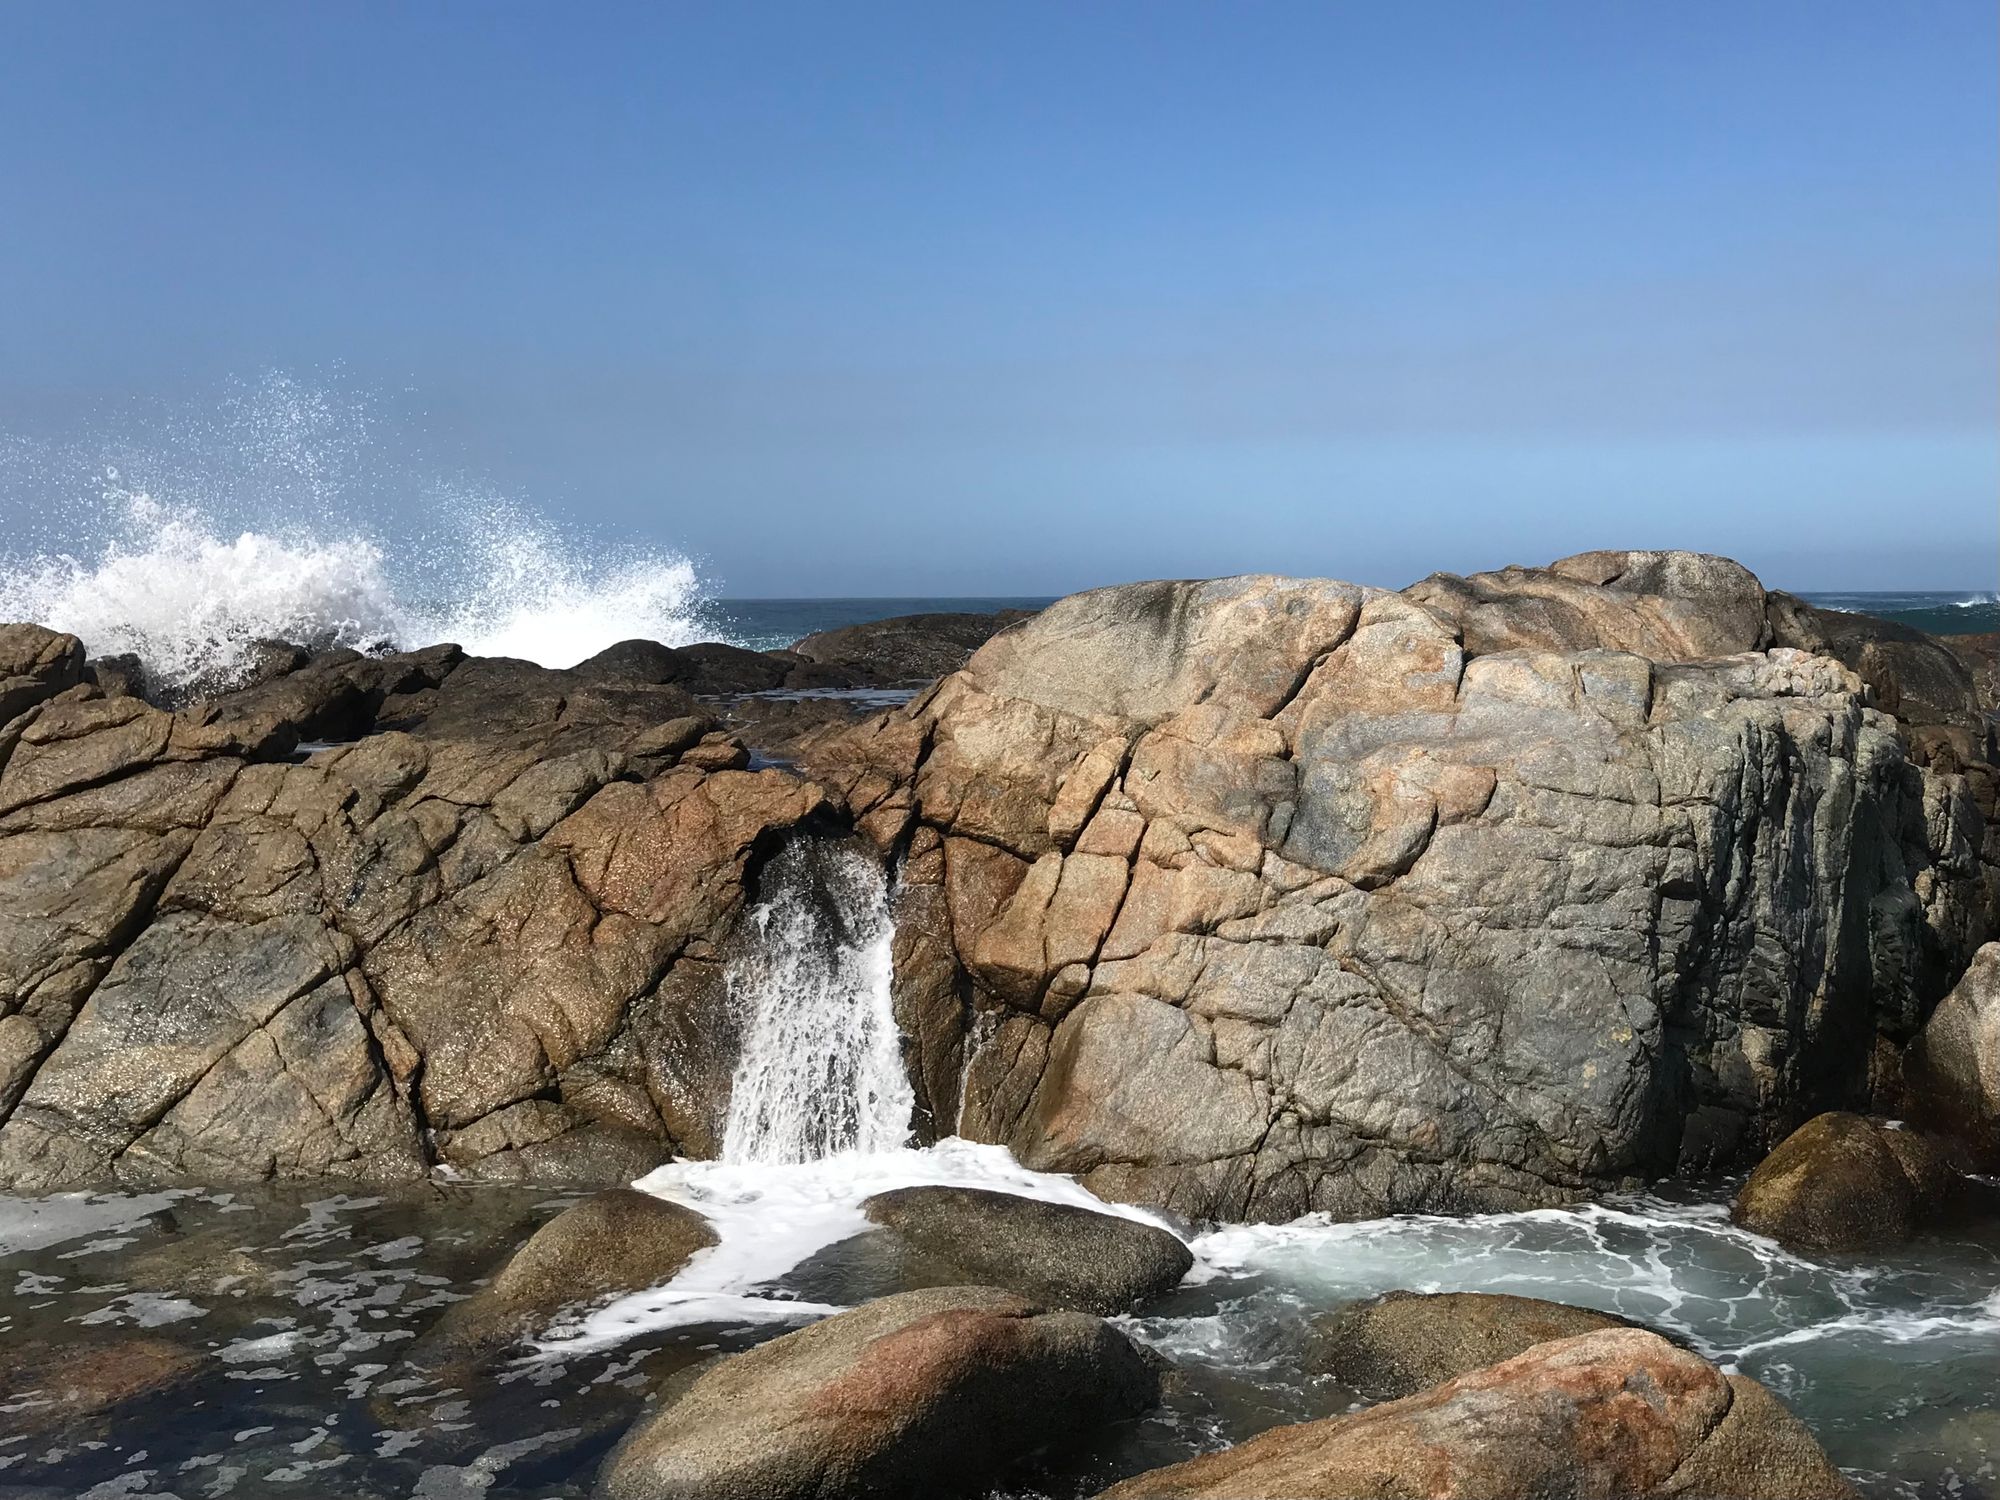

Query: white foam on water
<box><xmin>0</xmin><ymin>376</ymin><xmax>720</xmax><ymax>693</ymax></box>
<box><xmin>544</xmin><ymin>1139</ymin><xmax>1180</xmax><ymax>1353</ymax></box>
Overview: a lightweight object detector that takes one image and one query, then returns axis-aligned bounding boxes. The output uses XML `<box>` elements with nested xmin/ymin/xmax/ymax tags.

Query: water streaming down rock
<box><xmin>720</xmin><ymin>840</ymin><xmax>915</xmax><ymax>1163</ymax></box>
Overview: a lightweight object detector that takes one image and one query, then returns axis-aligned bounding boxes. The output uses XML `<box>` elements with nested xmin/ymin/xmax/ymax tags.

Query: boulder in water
<box><xmin>1305</xmin><ymin>1289</ymin><xmax>1650</xmax><ymax>1399</ymax></box>
<box><xmin>1904</xmin><ymin>943</ymin><xmax>2000</xmax><ymax>1161</ymax></box>
<box><xmin>405</xmin><ymin>1187</ymin><xmax>715</xmax><ymax>1372</ymax></box>
<box><xmin>1094</xmin><ymin>1327</ymin><xmax>1853</xmax><ymax>1500</ymax></box>
<box><xmin>857</xmin><ymin>1184</ymin><xmax>1193</xmax><ymax>1314</ymax></box>
<box><xmin>1730</xmin><ymin>1111</ymin><xmax>1958</xmax><ymax>1251</ymax></box>
<box><xmin>594</xmin><ymin>1285</ymin><xmax>1161</xmax><ymax>1500</ymax></box>
<box><xmin>0</xmin><ymin>1335</ymin><xmax>205</xmax><ymax>1441</ymax></box>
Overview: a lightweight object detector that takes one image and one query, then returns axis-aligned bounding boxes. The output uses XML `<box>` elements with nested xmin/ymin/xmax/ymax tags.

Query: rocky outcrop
<box><xmin>1095</xmin><ymin>1327</ymin><xmax>1853</xmax><ymax>1500</ymax></box>
<box><xmin>1731</xmin><ymin>1111</ymin><xmax>1959</xmax><ymax>1251</ymax></box>
<box><xmin>1904</xmin><ymin>941</ymin><xmax>2000</xmax><ymax>1161</ymax></box>
<box><xmin>594</xmin><ymin>1285</ymin><xmax>1161</xmax><ymax>1500</ymax></box>
<box><xmin>857</xmin><ymin>1185</ymin><xmax>1192</xmax><ymax>1314</ymax></box>
<box><xmin>807</xmin><ymin>553</ymin><xmax>1995</xmax><ymax>1221</ymax></box>
<box><xmin>793</xmin><ymin>610</ymin><xmax>1035</xmax><ymax>686</ymax></box>
<box><xmin>404</xmin><ymin>1187</ymin><xmax>716</xmax><ymax>1373</ymax></box>
<box><xmin>1307</xmin><ymin>1289</ymin><xmax>1647</xmax><ymax>1399</ymax></box>
<box><xmin>0</xmin><ymin>637</ymin><xmax>835</xmax><ymax>1191</ymax></box>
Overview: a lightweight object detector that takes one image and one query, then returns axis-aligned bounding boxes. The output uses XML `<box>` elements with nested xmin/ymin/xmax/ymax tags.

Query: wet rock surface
<box><xmin>403</xmin><ymin>1188</ymin><xmax>716</xmax><ymax>1374</ymax></box>
<box><xmin>856</xmin><ymin>1184</ymin><xmax>1193</xmax><ymax>1314</ymax></box>
<box><xmin>1304</xmin><ymin>1288</ymin><xmax>1650</xmax><ymax>1399</ymax></box>
<box><xmin>1730</xmin><ymin>1111</ymin><xmax>1964</xmax><ymax>1252</ymax></box>
<box><xmin>594</xmin><ymin>1285</ymin><xmax>1162</xmax><ymax>1500</ymax></box>
<box><xmin>1095</xmin><ymin>1327</ymin><xmax>1854</xmax><ymax>1500</ymax></box>
<box><xmin>806</xmin><ymin>552</ymin><xmax>1999</xmax><ymax>1221</ymax></box>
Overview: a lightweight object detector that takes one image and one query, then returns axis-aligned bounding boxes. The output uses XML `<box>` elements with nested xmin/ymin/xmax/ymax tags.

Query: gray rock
<box><xmin>594</xmin><ymin>1285</ymin><xmax>1161</xmax><ymax>1500</ymax></box>
<box><xmin>1306</xmin><ymin>1289</ymin><xmax>1648</xmax><ymax>1399</ymax></box>
<box><xmin>805</xmin><ymin>556</ymin><xmax>1994</xmax><ymax>1222</ymax></box>
<box><xmin>858</xmin><ymin>1184</ymin><xmax>1192</xmax><ymax>1314</ymax></box>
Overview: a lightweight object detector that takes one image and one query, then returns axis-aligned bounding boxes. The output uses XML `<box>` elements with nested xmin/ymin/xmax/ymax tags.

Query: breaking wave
<box><xmin>0</xmin><ymin>375</ymin><xmax>719</xmax><ymax>694</ymax></box>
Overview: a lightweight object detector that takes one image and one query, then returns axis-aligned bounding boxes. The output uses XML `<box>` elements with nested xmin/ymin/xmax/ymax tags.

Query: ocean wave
<box><xmin>0</xmin><ymin>377</ymin><xmax>721</xmax><ymax>694</ymax></box>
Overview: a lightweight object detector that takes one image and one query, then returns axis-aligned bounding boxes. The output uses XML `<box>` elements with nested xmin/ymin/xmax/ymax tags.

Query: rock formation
<box><xmin>0</xmin><ymin>626</ymin><xmax>832</xmax><ymax>1190</ymax></box>
<box><xmin>807</xmin><ymin>551</ymin><xmax>1996</xmax><ymax>1220</ymax></box>
<box><xmin>2</xmin><ymin>552</ymin><xmax>1993</xmax><ymax>1213</ymax></box>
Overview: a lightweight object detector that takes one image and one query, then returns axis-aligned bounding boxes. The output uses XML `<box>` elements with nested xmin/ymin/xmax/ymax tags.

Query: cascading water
<box><xmin>719</xmin><ymin>840</ymin><xmax>914</xmax><ymax>1164</ymax></box>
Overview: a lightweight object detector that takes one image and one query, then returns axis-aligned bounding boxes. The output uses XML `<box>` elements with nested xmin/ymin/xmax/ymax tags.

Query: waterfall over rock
<box><xmin>721</xmin><ymin>840</ymin><xmax>913</xmax><ymax>1164</ymax></box>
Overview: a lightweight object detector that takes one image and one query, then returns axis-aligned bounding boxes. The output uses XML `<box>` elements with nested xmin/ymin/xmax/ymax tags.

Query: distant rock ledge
<box><xmin>0</xmin><ymin>557</ymin><xmax>1993</xmax><ymax>1208</ymax></box>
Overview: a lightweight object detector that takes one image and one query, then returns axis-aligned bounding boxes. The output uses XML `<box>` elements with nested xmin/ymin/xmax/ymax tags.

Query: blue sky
<box><xmin>2</xmin><ymin>1</ymin><xmax>1994</xmax><ymax>595</ymax></box>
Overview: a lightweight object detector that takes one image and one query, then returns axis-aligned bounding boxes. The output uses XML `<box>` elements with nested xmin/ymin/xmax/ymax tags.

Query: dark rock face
<box><xmin>1095</xmin><ymin>1327</ymin><xmax>1854</xmax><ymax>1500</ymax></box>
<box><xmin>1904</xmin><ymin>941</ymin><xmax>2000</xmax><ymax>1162</ymax></box>
<box><xmin>594</xmin><ymin>1285</ymin><xmax>1161</xmax><ymax>1500</ymax></box>
<box><xmin>405</xmin><ymin>1187</ymin><xmax>715</xmax><ymax>1372</ymax></box>
<box><xmin>858</xmin><ymin>1184</ymin><xmax>1192</xmax><ymax>1314</ymax></box>
<box><xmin>0</xmin><ymin>637</ymin><xmax>832</xmax><ymax>1191</ymax></box>
<box><xmin>807</xmin><ymin>554</ymin><xmax>1996</xmax><ymax>1222</ymax></box>
<box><xmin>1307</xmin><ymin>1290</ymin><xmax>1646</xmax><ymax>1400</ymax></box>
<box><xmin>1730</xmin><ymin>1111</ymin><xmax>1961</xmax><ymax>1252</ymax></box>
<box><xmin>793</xmin><ymin>610</ymin><xmax>1035</xmax><ymax>686</ymax></box>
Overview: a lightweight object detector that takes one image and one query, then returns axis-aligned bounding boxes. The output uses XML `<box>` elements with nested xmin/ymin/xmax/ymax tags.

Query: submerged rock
<box><xmin>1095</xmin><ymin>1327</ymin><xmax>1853</xmax><ymax>1500</ymax></box>
<box><xmin>1306</xmin><ymin>1289</ymin><xmax>1648</xmax><ymax>1399</ymax></box>
<box><xmin>0</xmin><ymin>1335</ymin><xmax>205</xmax><ymax>1441</ymax></box>
<box><xmin>406</xmin><ymin>1187</ymin><xmax>715</xmax><ymax>1371</ymax></box>
<box><xmin>1904</xmin><ymin>942</ymin><xmax>2000</xmax><ymax>1161</ymax></box>
<box><xmin>856</xmin><ymin>1184</ymin><xmax>1193</xmax><ymax>1314</ymax></box>
<box><xmin>594</xmin><ymin>1285</ymin><xmax>1161</xmax><ymax>1500</ymax></box>
<box><xmin>807</xmin><ymin>553</ymin><xmax>1996</xmax><ymax>1221</ymax></box>
<box><xmin>1731</xmin><ymin>1111</ymin><xmax>1958</xmax><ymax>1252</ymax></box>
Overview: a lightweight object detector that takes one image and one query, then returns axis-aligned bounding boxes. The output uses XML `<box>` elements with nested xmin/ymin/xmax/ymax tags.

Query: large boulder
<box><xmin>1904</xmin><ymin>942</ymin><xmax>2000</xmax><ymax>1160</ymax></box>
<box><xmin>0</xmin><ymin>632</ymin><xmax>838</xmax><ymax>1191</ymax></box>
<box><xmin>806</xmin><ymin>557</ymin><xmax>1992</xmax><ymax>1221</ymax></box>
<box><xmin>405</xmin><ymin>1187</ymin><xmax>715</xmax><ymax>1372</ymax></box>
<box><xmin>1730</xmin><ymin>1111</ymin><xmax>1957</xmax><ymax>1252</ymax></box>
<box><xmin>857</xmin><ymin>1184</ymin><xmax>1192</xmax><ymax>1314</ymax></box>
<box><xmin>1095</xmin><ymin>1327</ymin><xmax>1853</xmax><ymax>1500</ymax></box>
<box><xmin>1307</xmin><ymin>1289</ymin><xmax>1647</xmax><ymax>1399</ymax></box>
<box><xmin>594</xmin><ymin>1285</ymin><xmax>1161</xmax><ymax>1500</ymax></box>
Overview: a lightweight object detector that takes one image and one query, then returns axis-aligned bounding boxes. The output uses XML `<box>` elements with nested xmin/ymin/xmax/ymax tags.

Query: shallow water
<box><xmin>4</xmin><ymin>1155</ymin><xmax>1994</xmax><ymax>1499</ymax></box>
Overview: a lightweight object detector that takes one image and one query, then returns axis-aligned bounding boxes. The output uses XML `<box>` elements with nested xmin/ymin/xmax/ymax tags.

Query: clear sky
<box><xmin>2</xmin><ymin>1</ymin><xmax>1994</xmax><ymax>596</ymax></box>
